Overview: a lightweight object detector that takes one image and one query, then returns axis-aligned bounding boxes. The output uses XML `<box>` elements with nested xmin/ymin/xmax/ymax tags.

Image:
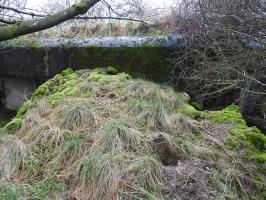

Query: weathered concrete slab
<box><xmin>0</xmin><ymin>35</ymin><xmax>184</xmax><ymax>81</ymax></box>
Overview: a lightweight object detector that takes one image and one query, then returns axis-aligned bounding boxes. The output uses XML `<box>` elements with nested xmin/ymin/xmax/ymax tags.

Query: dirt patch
<box><xmin>163</xmin><ymin>159</ymin><xmax>218</xmax><ymax>200</ymax></box>
<box><xmin>205</xmin><ymin>123</ymin><xmax>232</xmax><ymax>141</ymax></box>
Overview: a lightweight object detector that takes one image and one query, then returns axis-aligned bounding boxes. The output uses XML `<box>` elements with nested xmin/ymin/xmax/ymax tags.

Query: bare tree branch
<box><xmin>0</xmin><ymin>4</ymin><xmax>44</xmax><ymax>17</ymax></box>
<box><xmin>0</xmin><ymin>0</ymin><xmax>101</xmax><ymax>41</ymax></box>
<box><xmin>0</xmin><ymin>17</ymin><xmax>16</xmax><ymax>24</ymax></box>
<box><xmin>75</xmin><ymin>16</ymin><xmax>148</xmax><ymax>24</ymax></box>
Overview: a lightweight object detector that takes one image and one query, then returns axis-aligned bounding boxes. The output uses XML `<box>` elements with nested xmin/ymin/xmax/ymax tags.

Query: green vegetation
<box><xmin>0</xmin><ymin>183</ymin><xmax>20</xmax><ymax>200</ymax></box>
<box><xmin>4</xmin><ymin>118</ymin><xmax>22</xmax><ymax>131</ymax></box>
<box><xmin>0</xmin><ymin>119</ymin><xmax>9</xmax><ymax>128</ymax></box>
<box><xmin>207</xmin><ymin>105</ymin><xmax>266</xmax><ymax>170</ymax></box>
<box><xmin>106</xmin><ymin>66</ymin><xmax>119</xmax><ymax>75</ymax></box>
<box><xmin>0</xmin><ymin>69</ymin><xmax>265</xmax><ymax>199</ymax></box>
<box><xmin>74</xmin><ymin>2</ymin><xmax>87</xmax><ymax>10</ymax></box>
<box><xmin>69</xmin><ymin>45</ymin><xmax>172</xmax><ymax>82</ymax></box>
<box><xmin>0</xmin><ymin>37</ymin><xmax>43</xmax><ymax>49</ymax></box>
<box><xmin>0</xmin><ymin>38</ymin><xmax>173</xmax><ymax>83</ymax></box>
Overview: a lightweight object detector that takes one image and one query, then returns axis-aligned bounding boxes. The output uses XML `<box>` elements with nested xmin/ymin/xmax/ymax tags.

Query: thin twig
<box><xmin>0</xmin><ymin>4</ymin><xmax>45</xmax><ymax>17</ymax></box>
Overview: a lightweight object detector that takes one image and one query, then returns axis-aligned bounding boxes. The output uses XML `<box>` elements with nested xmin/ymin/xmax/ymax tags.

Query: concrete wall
<box><xmin>0</xmin><ymin>35</ymin><xmax>183</xmax><ymax>80</ymax></box>
<box><xmin>0</xmin><ymin>35</ymin><xmax>183</xmax><ymax>111</ymax></box>
<box><xmin>0</xmin><ymin>77</ymin><xmax>37</xmax><ymax>110</ymax></box>
<box><xmin>0</xmin><ymin>35</ymin><xmax>265</xmax><ymax>133</ymax></box>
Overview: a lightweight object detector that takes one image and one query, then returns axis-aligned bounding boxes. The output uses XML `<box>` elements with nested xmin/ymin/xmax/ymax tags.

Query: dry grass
<box><xmin>22</xmin><ymin>21</ymin><xmax>172</xmax><ymax>39</ymax></box>
<box><xmin>0</xmin><ymin>69</ymin><xmax>264</xmax><ymax>199</ymax></box>
<box><xmin>0</xmin><ymin>136</ymin><xmax>26</xmax><ymax>181</ymax></box>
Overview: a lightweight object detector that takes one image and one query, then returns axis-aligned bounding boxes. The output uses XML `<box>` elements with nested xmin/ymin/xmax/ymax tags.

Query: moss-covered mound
<box><xmin>0</xmin><ymin>69</ymin><xmax>265</xmax><ymax>200</ymax></box>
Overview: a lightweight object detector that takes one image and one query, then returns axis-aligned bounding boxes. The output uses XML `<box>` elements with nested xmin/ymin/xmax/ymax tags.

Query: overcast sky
<box><xmin>26</xmin><ymin>0</ymin><xmax>175</xmax><ymax>9</ymax></box>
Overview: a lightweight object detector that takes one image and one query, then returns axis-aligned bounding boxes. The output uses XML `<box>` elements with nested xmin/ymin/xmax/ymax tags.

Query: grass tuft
<box><xmin>62</xmin><ymin>104</ymin><xmax>95</xmax><ymax>130</ymax></box>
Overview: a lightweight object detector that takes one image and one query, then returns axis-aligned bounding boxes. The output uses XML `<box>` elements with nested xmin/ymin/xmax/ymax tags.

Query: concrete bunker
<box><xmin>0</xmin><ymin>35</ymin><xmax>183</xmax><ymax>112</ymax></box>
<box><xmin>0</xmin><ymin>35</ymin><xmax>265</xmax><ymax>133</ymax></box>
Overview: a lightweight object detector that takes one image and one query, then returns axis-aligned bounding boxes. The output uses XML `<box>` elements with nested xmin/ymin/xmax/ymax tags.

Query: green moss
<box><xmin>88</xmin><ymin>68</ymin><xmax>131</xmax><ymax>84</ymax></box>
<box><xmin>32</xmin><ymin>83</ymin><xmax>49</xmax><ymax>98</ymax></box>
<box><xmin>29</xmin><ymin>42</ymin><xmax>43</xmax><ymax>50</ymax></box>
<box><xmin>5</xmin><ymin>118</ymin><xmax>22</xmax><ymax>131</ymax></box>
<box><xmin>177</xmin><ymin>104</ymin><xmax>199</xmax><ymax>118</ymax></box>
<box><xmin>1</xmin><ymin>37</ymin><xmax>44</xmax><ymax>49</ymax></box>
<box><xmin>208</xmin><ymin>105</ymin><xmax>245</xmax><ymax>124</ymax></box>
<box><xmin>106</xmin><ymin>66</ymin><xmax>119</xmax><ymax>75</ymax></box>
<box><xmin>31</xmin><ymin>68</ymin><xmax>80</xmax><ymax>106</ymax></box>
<box><xmin>16</xmin><ymin>101</ymin><xmax>30</xmax><ymax>118</ymax></box>
<box><xmin>74</xmin><ymin>2</ymin><xmax>87</xmax><ymax>10</ymax></box>
<box><xmin>68</xmin><ymin>46</ymin><xmax>172</xmax><ymax>82</ymax></box>
<box><xmin>207</xmin><ymin>105</ymin><xmax>266</xmax><ymax>171</ymax></box>
<box><xmin>61</xmin><ymin>68</ymin><xmax>74</xmax><ymax>76</ymax></box>
<box><xmin>88</xmin><ymin>70</ymin><xmax>106</xmax><ymax>82</ymax></box>
<box><xmin>11</xmin><ymin>68</ymin><xmax>92</xmax><ymax>117</ymax></box>
<box><xmin>202</xmin><ymin>105</ymin><xmax>266</xmax><ymax>198</ymax></box>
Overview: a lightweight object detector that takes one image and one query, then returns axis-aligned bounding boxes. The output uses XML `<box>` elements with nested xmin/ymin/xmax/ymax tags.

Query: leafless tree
<box><xmin>42</xmin><ymin>0</ymin><xmax>154</xmax><ymax>21</ymax></box>
<box><xmin>0</xmin><ymin>0</ymin><xmax>104</xmax><ymax>41</ymax></box>
<box><xmin>171</xmin><ymin>0</ymin><xmax>266</xmax><ymax>130</ymax></box>
<box><xmin>171</xmin><ymin>0</ymin><xmax>265</xmax><ymax>95</ymax></box>
<box><xmin>0</xmin><ymin>0</ymin><xmax>28</xmax><ymax>23</ymax></box>
<box><xmin>0</xmin><ymin>0</ymin><xmax>150</xmax><ymax>41</ymax></box>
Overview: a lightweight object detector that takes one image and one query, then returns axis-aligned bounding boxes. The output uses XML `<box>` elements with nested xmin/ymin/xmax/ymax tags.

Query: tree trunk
<box><xmin>0</xmin><ymin>0</ymin><xmax>100</xmax><ymax>42</ymax></box>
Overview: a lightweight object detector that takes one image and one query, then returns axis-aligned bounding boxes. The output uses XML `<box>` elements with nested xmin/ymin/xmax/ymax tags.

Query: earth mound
<box><xmin>0</xmin><ymin>68</ymin><xmax>265</xmax><ymax>200</ymax></box>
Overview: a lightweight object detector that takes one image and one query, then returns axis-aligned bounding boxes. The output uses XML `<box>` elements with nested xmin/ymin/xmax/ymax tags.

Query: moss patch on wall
<box><xmin>68</xmin><ymin>46</ymin><xmax>173</xmax><ymax>82</ymax></box>
<box><xmin>0</xmin><ymin>38</ymin><xmax>176</xmax><ymax>83</ymax></box>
